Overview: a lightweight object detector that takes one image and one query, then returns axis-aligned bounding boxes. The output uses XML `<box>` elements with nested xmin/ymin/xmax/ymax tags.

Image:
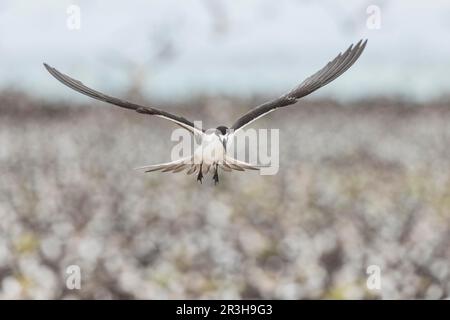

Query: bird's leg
<box><xmin>213</xmin><ymin>164</ymin><xmax>219</xmax><ymax>185</ymax></box>
<box><xmin>197</xmin><ymin>163</ymin><xmax>203</xmax><ymax>183</ymax></box>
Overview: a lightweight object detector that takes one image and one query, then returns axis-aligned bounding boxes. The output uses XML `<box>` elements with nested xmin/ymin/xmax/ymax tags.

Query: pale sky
<box><xmin>1</xmin><ymin>0</ymin><xmax>450</xmax><ymax>102</ymax></box>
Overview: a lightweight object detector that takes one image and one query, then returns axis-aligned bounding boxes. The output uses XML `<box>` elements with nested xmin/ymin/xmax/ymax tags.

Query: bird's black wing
<box><xmin>44</xmin><ymin>63</ymin><xmax>204</xmax><ymax>135</ymax></box>
<box><xmin>230</xmin><ymin>39</ymin><xmax>367</xmax><ymax>132</ymax></box>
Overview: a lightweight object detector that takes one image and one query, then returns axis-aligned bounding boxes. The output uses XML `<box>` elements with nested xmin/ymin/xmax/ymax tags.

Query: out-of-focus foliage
<box><xmin>0</xmin><ymin>91</ymin><xmax>449</xmax><ymax>299</ymax></box>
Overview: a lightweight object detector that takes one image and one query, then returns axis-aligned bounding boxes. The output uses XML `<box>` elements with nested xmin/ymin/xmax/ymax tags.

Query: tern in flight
<box><xmin>44</xmin><ymin>39</ymin><xmax>367</xmax><ymax>184</ymax></box>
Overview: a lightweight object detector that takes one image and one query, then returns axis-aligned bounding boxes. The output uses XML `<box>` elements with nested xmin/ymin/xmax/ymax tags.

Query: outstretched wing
<box><xmin>44</xmin><ymin>63</ymin><xmax>204</xmax><ymax>135</ymax></box>
<box><xmin>230</xmin><ymin>39</ymin><xmax>367</xmax><ymax>132</ymax></box>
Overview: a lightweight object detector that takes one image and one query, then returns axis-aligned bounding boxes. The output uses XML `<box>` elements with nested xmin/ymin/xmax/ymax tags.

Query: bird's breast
<box><xmin>194</xmin><ymin>134</ymin><xmax>225</xmax><ymax>164</ymax></box>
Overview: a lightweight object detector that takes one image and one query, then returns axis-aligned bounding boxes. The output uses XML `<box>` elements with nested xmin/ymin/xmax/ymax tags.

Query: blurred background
<box><xmin>1</xmin><ymin>0</ymin><xmax>450</xmax><ymax>299</ymax></box>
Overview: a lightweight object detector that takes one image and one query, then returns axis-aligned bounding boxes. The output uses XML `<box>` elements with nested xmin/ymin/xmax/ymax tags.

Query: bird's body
<box><xmin>193</xmin><ymin>129</ymin><xmax>227</xmax><ymax>184</ymax></box>
<box><xmin>195</xmin><ymin>130</ymin><xmax>225</xmax><ymax>165</ymax></box>
<box><xmin>44</xmin><ymin>39</ymin><xmax>367</xmax><ymax>185</ymax></box>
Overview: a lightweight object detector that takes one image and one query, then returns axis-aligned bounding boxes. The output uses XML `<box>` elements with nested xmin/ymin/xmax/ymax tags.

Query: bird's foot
<box><xmin>213</xmin><ymin>168</ymin><xmax>219</xmax><ymax>185</ymax></box>
<box><xmin>197</xmin><ymin>166</ymin><xmax>203</xmax><ymax>184</ymax></box>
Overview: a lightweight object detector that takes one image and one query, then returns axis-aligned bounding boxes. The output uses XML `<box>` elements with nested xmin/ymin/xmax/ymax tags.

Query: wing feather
<box><xmin>224</xmin><ymin>156</ymin><xmax>262</xmax><ymax>171</ymax></box>
<box><xmin>186</xmin><ymin>165</ymin><xmax>198</xmax><ymax>175</ymax></box>
<box><xmin>135</xmin><ymin>156</ymin><xmax>193</xmax><ymax>173</ymax></box>
<box><xmin>43</xmin><ymin>63</ymin><xmax>204</xmax><ymax>135</ymax></box>
<box><xmin>230</xmin><ymin>40</ymin><xmax>367</xmax><ymax>132</ymax></box>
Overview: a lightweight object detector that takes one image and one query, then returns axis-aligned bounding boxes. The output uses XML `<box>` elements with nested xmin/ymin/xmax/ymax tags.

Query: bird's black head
<box><xmin>216</xmin><ymin>126</ymin><xmax>228</xmax><ymax>135</ymax></box>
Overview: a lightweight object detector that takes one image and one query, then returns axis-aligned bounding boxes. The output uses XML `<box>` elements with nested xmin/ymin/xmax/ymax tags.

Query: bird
<box><xmin>44</xmin><ymin>39</ymin><xmax>367</xmax><ymax>185</ymax></box>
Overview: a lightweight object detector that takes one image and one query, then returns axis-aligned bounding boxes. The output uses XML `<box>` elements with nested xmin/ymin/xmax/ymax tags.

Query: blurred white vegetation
<box><xmin>0</xmin><ymin>94</ymin><xmax>449</xmax><ymax>299</ymax></box>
